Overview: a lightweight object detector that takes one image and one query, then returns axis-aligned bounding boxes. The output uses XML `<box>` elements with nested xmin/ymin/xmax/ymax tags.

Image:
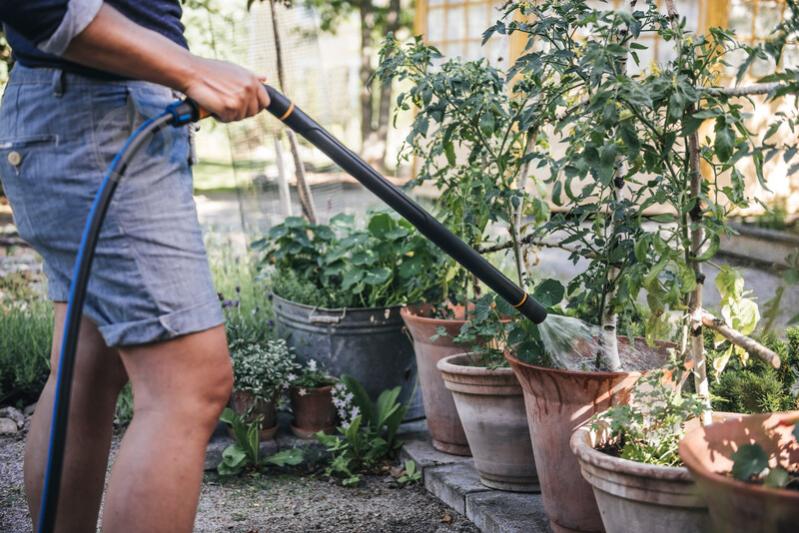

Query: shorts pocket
<box><xmin>0</xmin><ymin>134</ymin><xmax>60</xmax><ymax>243</ymax></box>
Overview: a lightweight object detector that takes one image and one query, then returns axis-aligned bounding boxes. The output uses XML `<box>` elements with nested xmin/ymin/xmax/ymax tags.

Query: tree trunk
<box><xmin>269</xmin><ymin>0</ymin><xmax>317</xmax><ymax>223</ymax></box>
<box><xmin>374</xmin><ymin>0</ymin><xmax>402</xmax><ymax>169</ymax></box>
<box><xmin>359</xmin><ymin>2</ymin><xmax>375</xmax><ymax>150</ymax></box>
<box><xmin>664</xmin><ymin>0</ymin><xmax>711</xmax><ymax>423</ymax></box>
<box><xmin>598</xmin><ymin>18</ymin><xmax>632</xmax><ymax>372</ymax></box>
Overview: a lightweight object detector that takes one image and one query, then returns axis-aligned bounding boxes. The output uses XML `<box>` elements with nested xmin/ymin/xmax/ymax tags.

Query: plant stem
<box><xmin>664</xmin><ymin>0</ymin><xmax>712</xmax><ymax>424</ymax></box>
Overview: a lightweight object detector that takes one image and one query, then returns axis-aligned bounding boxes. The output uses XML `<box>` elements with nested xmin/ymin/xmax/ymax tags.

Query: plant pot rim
<box><xmin>290</xmin><ymin>384</ymin><xmax>335</xmax><ymax>394</ymax></box>
<box><xmin>271</xmin><ymin>292</ymin><xmax>405</xmax><ymax>313</ymax></box>
<box><xmin>679</xmin><ymin>411</ymin><xmax>799</xmax><ymax>501</ymax></box>
<box><xmin>401</xmin><ymin>304</ymin><xmax>467</xmax><ymax>326</ymax></box>
<box><xmin>437</xmin><ymin>353</ymin><xmax>514</xmax><ymax>377</ymax></box>
<box><xmin>504</xmin><ymin>336</ymin><xmax>673</xmax><ymax>378</ymax></box>
<box><xmin>504</xmin><ymin>351</ymin><xmax>637</xmax><ymax>379</ymax></box>
<box><xmin>571</xmin><ymin>424</ymin><xmax>693</xmax><ymax>481</ymax></box>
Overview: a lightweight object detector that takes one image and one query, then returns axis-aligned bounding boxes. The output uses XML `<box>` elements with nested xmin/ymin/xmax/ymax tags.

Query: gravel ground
<box><xmin>0</xmin><ymin>434</ymin><xmax>477</xmax><ymax>533</ymax></box>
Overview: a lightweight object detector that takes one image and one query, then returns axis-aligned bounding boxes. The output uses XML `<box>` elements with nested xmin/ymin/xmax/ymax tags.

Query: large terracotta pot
<box><xmin>438</xmin><ymin>353</ymin><xmax>538</xmax><ymax>492</ymax></box>
<box><xmin>506</xmin><ymin>339</ymin><xmax>664</xmax><ymax>533</ymax></box>
<box><xmin>290</xmin><ymin>385</ymin><xmax>337</xmax><ymax>439</ymax></box>
<box><xmin>571</xmin><ymin>422</ymin><xmax>710</xmax><ymax>533</ymax></box>
<box><xmin>679</xmin><ymin>411</ymin><xmax>799</xmax><ymax>533</ymax></box>
<box><xmin>401</xmin><ymin>305</ymin><xmax>470</xmax><ymax>456</ymax></box>
<box><xmin>230</xmin><ymin>389</ymin><xmax>278</xmax><ymax>441</ymax></box>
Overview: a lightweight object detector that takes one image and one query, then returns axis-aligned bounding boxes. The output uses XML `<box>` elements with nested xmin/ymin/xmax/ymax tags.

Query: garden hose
<box><xmin>260</xmin><ymin>85</ymin><xmax>548</xmax><ymax>325</ymax></box>
<box><xmin>38</xmin><ymin>85</ymin><xmax>546</xmax><ymax>533</ymax></box>
<box><xmin>37</xmin><ymin>100</ymin><xmax>202</xmax><ymax>533</ymax></box>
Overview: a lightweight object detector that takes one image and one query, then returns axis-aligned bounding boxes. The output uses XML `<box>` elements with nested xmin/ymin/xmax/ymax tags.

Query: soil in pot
<box><xmin>571</xmin><ymin>421</ymin><xmax>711</xmax><ymax>533</ymax></box>
<box><xmin>437</xmin><ymin>353</ymin><xmax>537</xmax><ymax>491</ymax></box>
<box><xmin>290</xmin><ymin>385</ymin><xmax>337</xmax><ymax>439</ymax></box>
<box><xmin>401</xmin><ymin>305</ymin><xmax>471</xmax><ymax>456</ymax></box>
<box><xmin>506</xmin><ymin>337</ymin><xmax>665</xmax><ymax>533</ymax></box>
<box><xmin>679</xmin><ymin>411</ymin><xmax>799</xmax><ymax>533</ymax></box>
<box><xmin>230</xmin><ymin>389</ymin><xmax>279</xmax><ymax>441</ymax></box>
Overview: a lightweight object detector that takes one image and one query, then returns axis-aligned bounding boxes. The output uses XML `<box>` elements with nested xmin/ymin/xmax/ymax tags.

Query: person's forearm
<box><xmin>63</xmin><ymin>4</ymin><xmax>196</xmax><ymax>92</ymax></box>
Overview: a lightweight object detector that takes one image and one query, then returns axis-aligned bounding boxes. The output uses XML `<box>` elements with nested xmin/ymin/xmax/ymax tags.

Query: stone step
<box><xmin>401</xmin><ymin>436</ymin><xmax>551</xmax><ymax>533</ymax></box>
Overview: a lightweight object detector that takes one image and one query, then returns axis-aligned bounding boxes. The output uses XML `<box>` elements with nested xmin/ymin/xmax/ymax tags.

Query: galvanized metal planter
<box><xmin>272</xmin><ymin>294</ymin><xmax>423</xmax><ymax>419</ymax></box>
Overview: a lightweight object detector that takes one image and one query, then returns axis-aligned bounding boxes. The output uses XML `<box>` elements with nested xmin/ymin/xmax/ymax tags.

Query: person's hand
<box><xmin>180</xmin><ymin>57</ymin><xmax>269</xmax><ymax>122</ymax></box>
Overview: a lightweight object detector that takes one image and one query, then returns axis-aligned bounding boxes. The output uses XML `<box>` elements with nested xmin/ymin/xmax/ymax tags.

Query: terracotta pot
<box><xmin>506</xmin><ymin>338</ymin><xmax>665</xmax><ymax>533</ymax></box>
<box><xmin>571</xmin><ymin>421</ymin><xmax>710</xmax><ymax>533</ymax></box>
<box><xmin>289</xmin><ymin>385</ymin><xmax>337</xmax><ymax>439</ymax></box>
<box><xmin>401</xmin><ymin>305</ymin><xmax>471</xmax><ymax>456</ymax></box>
<box><xmin>679</xmin><ymin>411</ymin><xmax>799</xmax><ymax>533</ymax></box>
<box><xmin>230</xmin><ymin>389</ymin><xmax>279</xmax><ymax>441</ymax></box>
<box><xmin>438</xmin><ymin>353</ymin><xmax>538</xmax><ymax>492</ymax></box>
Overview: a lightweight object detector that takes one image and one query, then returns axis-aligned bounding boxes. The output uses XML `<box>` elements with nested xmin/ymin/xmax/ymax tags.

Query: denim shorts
<box><xmin>0</xmin><ymin>64</ymin><xmax>223</xmax><ymax>347</ymax></box>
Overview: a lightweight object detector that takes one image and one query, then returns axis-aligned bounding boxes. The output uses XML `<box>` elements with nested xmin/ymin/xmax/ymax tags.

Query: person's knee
<box><xmin>126</xmin><ymin>328</ymin><xmax>233</xmax><ymax>428</ymax></box>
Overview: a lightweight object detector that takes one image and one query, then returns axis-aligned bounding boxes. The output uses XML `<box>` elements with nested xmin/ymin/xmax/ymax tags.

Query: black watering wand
<box><xmin>37</xmin><ymin>84</ymin><xmax>546</xmax><ymax>533</ymax></box>
<box><xmin>260</xmin><ymin>85</ymin><xmax>548</xmax><ymax>324</ymax></box>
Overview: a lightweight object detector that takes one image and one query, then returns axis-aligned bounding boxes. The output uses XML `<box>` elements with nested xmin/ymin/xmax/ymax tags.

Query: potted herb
<box><xmin>571</xmin><ymin>365</ymin><xmax>713</xmax><ymax>533</ymax></box>
<box><xmin>255</xmin><ymin>212</ymin><xmax>443</xmax><ymax>418</ymax></box>
<box><xmin>679</xmin><ymin>412</ymin><xmax>799</xmax><ymax>532</ymax></box>
<box><xmin>378</xmin><ymin>33</ymin><xmax>548</xmax><ymax>456</ymax></box>
<box><xmin>229</xmin><ymin>338</ymin><xmax>295</xmax><ymax>441</ymax></box>
<box><xmin>288</xmin><ymin>358</ymin><xmax>337</xmax><ymax>439</ymax></box>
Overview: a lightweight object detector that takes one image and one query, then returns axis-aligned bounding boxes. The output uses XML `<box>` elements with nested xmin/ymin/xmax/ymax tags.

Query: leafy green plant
<box><xmin>483</xmin><ymin>0</ymin><xmax>796</xmax><ymax>375</ymax></box>
<box><xmin>217</xmin><ymin>407</ymin><xmax>304</xmax><ymax>476</ymax></box>
<box><xmin>592</xmin><ymin>364</ymin><xmax>706</xmax><ymax>466</ymax></box>
<box><xmin>230</xmin><ymin>338</ymin><xmax>296</xmax><ymax>402</ymax></box>
<box><xmin>396</xmin><ymin>459</ymin><xmax>422</xmax><ymax>486</ymax></box>
<box><xmin>255</xmin><ymin>212</ymin><xmax>445</xmax><ymax>309</ymax></box>
<box><xmin>316</xmin><ymin>375</ymin><xmax>407</xmax><ymax>486</ymax></box>
<box><xmin>0</xmin><ymin>271</ymin><xmax>52</xmax><ymax>406</ymax></box>
<box><xmin>452</xmin><ymin>279</ymin><xmax>566</xmax><ymax>368</ymax></box>
<box><xmin>377</xmin><ymin>34</ymin><xmax>549</xmax><ymax>307</ymax></box>
<box><xmin>711</xmin><ymin>327</ymin><xmax>799</xmax><ymax>414</ymax></box>
<box><xmin>288</xmin><ymin>358</ymin><xmax>336</xmax><ymax>390</ymax></box>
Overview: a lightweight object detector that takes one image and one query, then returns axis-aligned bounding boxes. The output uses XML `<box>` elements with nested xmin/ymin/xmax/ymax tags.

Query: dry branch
<box><xmin>701</xmin><ymin>312</ymin><xmax>781</xmax><ymax>369</ymax></box>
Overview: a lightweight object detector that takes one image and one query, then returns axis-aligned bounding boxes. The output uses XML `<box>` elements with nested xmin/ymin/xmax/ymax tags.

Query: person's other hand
<box><xmin>180</xmin><ymin>57</ymin><xmax>269</xmax><ymax>122</ymax></box>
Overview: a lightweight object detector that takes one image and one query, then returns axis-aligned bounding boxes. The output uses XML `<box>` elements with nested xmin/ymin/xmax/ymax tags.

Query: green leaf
<box><xmin>265</xmin><ymin>448</ymin><xmax>305</xmax><ymax>467</ymax></box>
<box><xmin>714</xmin><ymin>122</ymin><xmax>735</xmax><ymax>163</ymax></box>
<box><xmin>532</xmin><ymin>279</ymin><xmax>565</xmax><ymax>308</ymax></box>
<box><xmin>731</xmin><ymin>444</ymin><xmax>768</xmax><ymax>481</ymax></box>
<box><xmin>764</xmin><ymin>467</ymin><xmax>790</xmax><ymax>488</ymax></box>
<box><xmin>479</xmin><ymin>112</ymin><xmax>496</xmax><ymax>136</ymax></box>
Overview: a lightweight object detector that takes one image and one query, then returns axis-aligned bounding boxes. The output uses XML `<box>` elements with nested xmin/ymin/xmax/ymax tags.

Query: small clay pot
<box><xmin>679</xmin><ymin>411</ymin><xmax>799</xmax><ymax>533</ymax></box>
<box><xmin>438</xmin><ymin>353</ymin><xmax>538</xmax><ymax>492</ymax></box>
<box><xmin>401</xmin><ymin>305</ymin><xmax>471</xmax><ymax>456</ymax></box>
<box><xmin>289</xmin><ymin>385</ymin><xmax>337</xmax><ymax>439</ymax></box>
<box><xmin>230</xmin><ymin>389</ymin><xmax>278</xmax><ymax>441</ymax></box>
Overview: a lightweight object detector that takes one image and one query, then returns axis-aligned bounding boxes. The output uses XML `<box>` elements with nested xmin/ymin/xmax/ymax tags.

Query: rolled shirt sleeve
<box><xmin>0</xmin><ymin>0</ymin><xmax>103</xmax><ymax>57</ymax></box>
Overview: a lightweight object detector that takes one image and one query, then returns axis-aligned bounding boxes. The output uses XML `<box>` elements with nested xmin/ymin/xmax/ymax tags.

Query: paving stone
<box><xmin>424</xmin><ymin>461</ymin><xmax>491</xmax><ymax>514</ymax></box>
<box><xmin>401</xmin><ymin>437</ymin><xmax>472</xmax><ymax>471</ymax></box>
<box><xmin>0</xmin><ymin>418</ymin><xmax>18</xmax><ymax>435</ymax></box>
<box><xmin>466</xmin><ymin>490</ymin><xmax>551</xmax><ymax>533</ymax></box>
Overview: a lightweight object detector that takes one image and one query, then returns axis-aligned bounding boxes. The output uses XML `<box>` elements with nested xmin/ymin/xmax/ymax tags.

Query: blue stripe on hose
<box><xmin>37</xmin><ymin>111</ymin><xmax>170</xmax><ymax>532</ymax></box>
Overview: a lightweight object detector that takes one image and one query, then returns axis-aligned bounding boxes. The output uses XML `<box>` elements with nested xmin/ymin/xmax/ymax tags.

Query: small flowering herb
<box><xmin>289</xmin><ymin>358</ymin><xmax>337</xmax><ymax>391</ymax></box>
<box><xmin>230</xmin><ymin>338</ymin><xmax>296</xmax><ymax>402</ymax></box>
<box><xmin>316</xmin><ymin>375</ymin><xmax>407</xmax><ymax>486</ymax></box>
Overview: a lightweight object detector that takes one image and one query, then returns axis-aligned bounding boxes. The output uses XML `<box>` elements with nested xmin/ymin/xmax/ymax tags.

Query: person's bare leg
<box><xmin>24</xmin><ymin>302</ymin><xmax>129</xmax><ymax>533</ymax></box>
<box><xmin>101</xmin><ymin>325</ymin><xmax>232</xmax><ymax>533</ymax></box>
